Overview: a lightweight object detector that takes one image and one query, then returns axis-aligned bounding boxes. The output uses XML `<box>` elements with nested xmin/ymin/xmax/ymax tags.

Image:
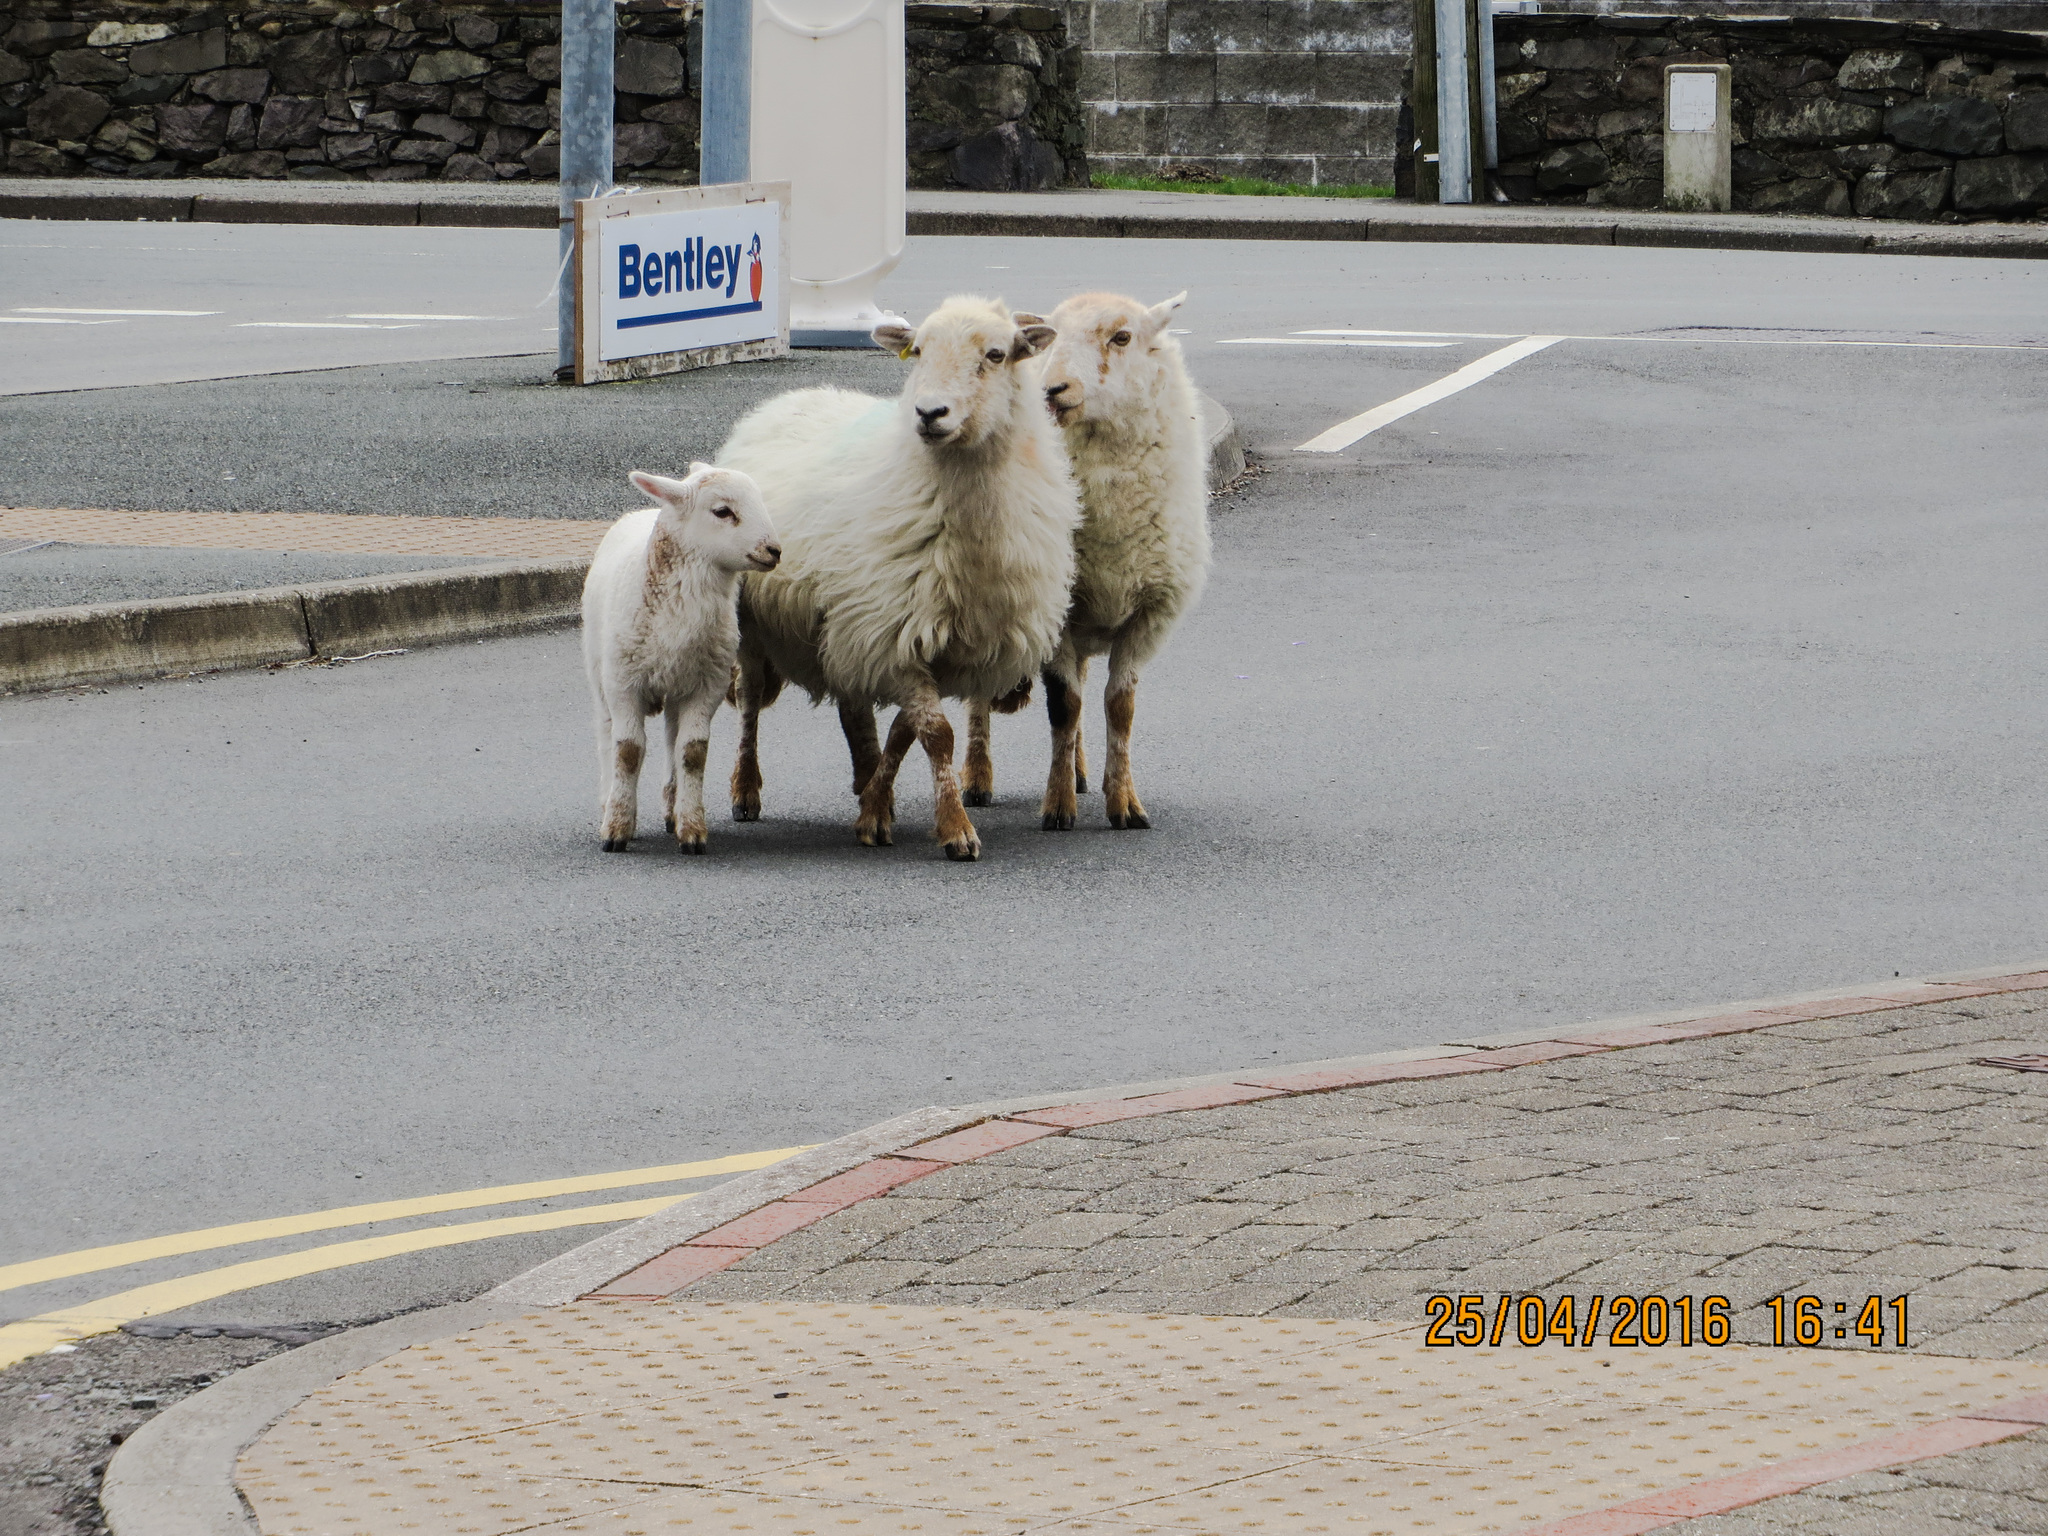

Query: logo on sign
<box><xmin>617</xmin><ymin>233</ymin><xmax>766</xmax><ymax>329</ymax></box>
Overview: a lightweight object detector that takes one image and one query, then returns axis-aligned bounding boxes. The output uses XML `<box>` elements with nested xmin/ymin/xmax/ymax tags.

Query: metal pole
<box><xmin>700</xmin><ymin>0</ymin><xmax>751</xmax><ymax>185</ymax></box>
<box><xmin>1410</xmin><ymin>0</ymin><xmax>1438</xmax><ymax>203</ymax></box>
<box><xmin>1475</xmin><ymin>0</ymin><xmax>1498</xmax><ymax>172</ymax></box>
<box><xmin>1433</xmin><ymin>0</ymin><xmax>1472</xmax><ymax>203</ymax></box>
<box><xmin>557</xmin><ymin>0</ymin><xmax>615</xmax><ymax>374</ymax></box>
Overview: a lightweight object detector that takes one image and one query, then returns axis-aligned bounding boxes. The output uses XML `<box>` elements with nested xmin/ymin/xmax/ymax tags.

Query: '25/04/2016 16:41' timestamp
<box><xmin>1424</xmin><ymin>1294</ymin><xmax>1910</xmax><ymax>1348</ymax></box>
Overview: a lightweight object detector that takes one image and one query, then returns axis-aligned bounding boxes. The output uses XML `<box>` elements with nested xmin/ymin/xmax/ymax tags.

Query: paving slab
<box><xmin>191</xmin><ymin>980</ymin><xmax>2048</xmax><ymax>1536</ymax></box>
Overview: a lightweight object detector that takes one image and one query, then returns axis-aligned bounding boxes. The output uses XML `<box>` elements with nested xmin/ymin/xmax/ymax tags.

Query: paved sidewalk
<box><xmin>0</xmin><ymin>506</ymin><xmax>610</xmax><ymax>560</ymax></box>
<box><xmin>223</xmin><ymin>977</ymin><xmax>2048</xmax><ymax>1535</ymax></box>
<box><xmin>5</xmin><ymin>179</ymin><xmax>2045</xmax><ymax>259</ymax></box>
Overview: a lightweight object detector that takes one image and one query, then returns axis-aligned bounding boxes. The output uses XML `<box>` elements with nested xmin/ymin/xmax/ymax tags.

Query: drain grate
<box><xmin>1976</xmin><ymin>1054</ymin><xmax>2048</xmax><ymax>1072</ymax></box>
<box><xmin>0</xmin><ymin>537</ymin><xmax>56</xmax><ymax>555</ymax></box>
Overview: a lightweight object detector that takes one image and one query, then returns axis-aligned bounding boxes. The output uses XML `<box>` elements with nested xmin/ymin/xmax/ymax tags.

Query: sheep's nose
<box><xmin>1045</xmin><ymin>380</ymin><xmax>1070</xmax><ymax>398</ymax></box>
<box><xmin>761</xmin><ymin>542</ymin><xmax>782</xmax><ymax>563</ymax></box>
<box><xmin>915</xmin><ymin>402</ymin><xmax>950</xmax><ymax>425</ymax></box>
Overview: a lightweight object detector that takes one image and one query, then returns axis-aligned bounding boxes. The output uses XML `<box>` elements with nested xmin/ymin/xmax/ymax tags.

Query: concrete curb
<box><xmin>2</xmin><ymin>392</ymin><xmax>1239</xmax><ymax>696</ymax></box>
<box><xmin>6</xmin><ymin>180</ymin><xmax>2044</xmax><ymax>259</ymax></box>
<box><xmin>93</xmin><ymin>954</ymin><xmax>2048</xmax><ymax>1536</ymax></box>
<box><xmin>0</xmin><ymin>557</ymin><xmax>587</xmax><ymax>694</ymax></box>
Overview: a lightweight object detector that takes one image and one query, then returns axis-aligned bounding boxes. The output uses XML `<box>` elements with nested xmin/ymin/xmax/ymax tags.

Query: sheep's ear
<box><xmin>629</xmin><ymin>470</ymin><xmax>690</xmax><ymax>505</ymax></box>
<box><xmin>872</xmin><ymin>322</ymin><xmax>915</xmax><ymax>358</ymax></box>
<box><xmin>1145</xmin><ymin>291</ymin><xmax>1187</xmax><ymax>333</ymax></box>
<box><xmin>687</xmin><ymin>460</ymin><xmax>713</xmax><ymax>478</ymax></box>
<box><xmin>1011</xmin><ymin>312</ymin><xmax>1046</xmax><ymax>327</ymax></box>
<box><xmin>1012</xmin><ymin>324</ymin><xmax>1056</xmax><ymax>359</ymax></box>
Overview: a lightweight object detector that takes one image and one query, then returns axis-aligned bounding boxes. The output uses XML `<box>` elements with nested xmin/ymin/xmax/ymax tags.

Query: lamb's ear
<box><xmin>687</xmin><ymin>460</ymin><xmax>713</xmax><ymax>478</ymax></box>
<box><xmin>1011</xmin><ymin>312</ymin><xmax>1046</xmax><ymax>327</ymax></box>
<box><xmin>1012</xmin><ymin>323</ymin><xmax>1057</xmax><ymax>359</ymax></box>
<box><xmin>1145</xmin><ymin>291</ymin><xmax>1187</xmax><ymax>333</ymax></box>
<box><xmin>629</xmin><ymin>470</ymin><xmax>690</xmax><ymax>505</ymax></box>
<box><xmin>872</xmin><ymin>322</ymin><xmax>916</xmax><ymax>358</ymax></box>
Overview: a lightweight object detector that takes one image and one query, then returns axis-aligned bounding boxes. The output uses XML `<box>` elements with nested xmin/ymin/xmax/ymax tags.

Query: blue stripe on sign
<box><xmin>618</xmin><ymin>300</ymin><xmax>764</xmax><ymax>330</ymax></box>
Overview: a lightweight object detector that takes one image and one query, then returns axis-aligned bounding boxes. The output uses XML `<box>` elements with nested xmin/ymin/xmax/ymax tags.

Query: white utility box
<box><xmin>748</xmin><ymin>0</ymin><xmax>906</xmax><ymax>345</ymax></box>
<box><xmin>1663</xmin><ymin>64</ymin><xmax>1732</xmax><ymax>213</ymax></box>
<box><xmin>572</xmin><ymin>181</ymin><xmax>791</xmax><ymax>384</ymax></box>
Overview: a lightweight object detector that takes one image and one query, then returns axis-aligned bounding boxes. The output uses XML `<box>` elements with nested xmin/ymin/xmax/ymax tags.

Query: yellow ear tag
<box><xmin>898</xmin><ymin>346</ymin><xmax>912</xmax><ymax>360</ymax></box>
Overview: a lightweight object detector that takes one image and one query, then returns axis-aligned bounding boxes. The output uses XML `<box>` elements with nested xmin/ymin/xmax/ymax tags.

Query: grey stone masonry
<box><xmin>1486</xmin><ymin>13</ymin><xmax>2048</xmax><ymax>221</ymax></box>
<box><xmin>688</xmin><ymin>987</ymin><xmax>2048</xmax><ymax>1525</ymax></box>
<box><xmin>1068</xmin><ymin>0</ymin><xmax>1407</xmax><ymax>186</ymax></box>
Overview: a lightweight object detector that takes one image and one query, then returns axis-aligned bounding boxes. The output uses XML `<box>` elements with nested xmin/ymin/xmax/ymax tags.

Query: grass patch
<box><xmin>1091</xmin><ymin>171</ymin><xmax>1394</xmax><ymax>199</ymax></box>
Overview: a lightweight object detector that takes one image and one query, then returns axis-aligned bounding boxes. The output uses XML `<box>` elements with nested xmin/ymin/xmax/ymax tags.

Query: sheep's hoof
<box><xmin>1041</xmin><ymin>810</ymin><xmax>1074</xmax><ymax>832</ymax></box>
<box><xmin>731</xmin><ymin>802</ymin><xmax>760</xmax><ymax>823</ymax></box>
<box><xmin>857</xmin><ymin>822</ymin><xmax>894</xmax><ymax>847</ymax></box>
<box><xmin>1108</xmin><ymin>810</ymin><xmax>1151</xmax><ymax>830</ymax></box>
<box><xmin>678</xmin><ymin>836</ymin><xmax>708</xmax><ymax>855</ymax></box>
<box><xmin>601</xmin><ymin>837</ymin><xmax>629</xmax><ymax>853</ymax></box>
<box><xmin>664</xmin><ymin>815</ymin><xmax>676</xmax><ymax>834</ymax></box>
<box><xmin>943</xmin><ymin>833</ymin><xmax>982</xmax><ymax>862</ymax></box>
<box><xmin>1075</xmin><ymin>773</ymin><xmax>1089</xmax><ymax>794</ymax></box>
<box><xmin>962</xmin><ymin>788</ymin><xmax>992</xmax><ymax>808</ymax></box>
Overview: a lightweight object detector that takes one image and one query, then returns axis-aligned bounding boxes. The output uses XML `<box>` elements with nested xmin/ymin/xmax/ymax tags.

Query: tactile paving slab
<box><xmin>237</xmin><ymin>1302</ymin><xmax>2048</xmax><ymax>1535</ymax></box>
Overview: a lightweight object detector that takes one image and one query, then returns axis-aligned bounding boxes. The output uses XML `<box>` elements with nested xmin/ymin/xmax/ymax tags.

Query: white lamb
<box><xmin>717</xmin><ymin>295</ymin><xmax>1081</xmax><ymax>860</ymax></box>
<box><xmin>581</xmin><ymin>466</ymin><xmax>781</xmax><ymax>854</ymax></box>
<box><xmin>962</xmin><ymin>291</ymin><xmax>1213</xmax><ymax>830</ymax></box>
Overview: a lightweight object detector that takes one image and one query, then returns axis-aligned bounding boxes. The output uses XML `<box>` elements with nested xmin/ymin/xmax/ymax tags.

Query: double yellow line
<box><xmin>0</xmin><ymin>1145</ymin><xmax>808</xmax><ymax>1369</ymax></box>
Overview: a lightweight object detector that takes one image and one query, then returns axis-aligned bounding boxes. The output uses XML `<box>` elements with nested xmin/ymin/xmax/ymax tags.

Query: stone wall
<box><xmin>1068</xmin><ymin>0</ymin><xmax>1408</xmax><ymax>186</ymax></box>
<box><xmin>0</xmin><ymin>0</ymin><xmax>1085</xmax><ymax>187</ymax></box>
<box><xmin>1490</xmin><ymin>14</ymin><xmax>2048</xmax><ymax>219</ymax></box>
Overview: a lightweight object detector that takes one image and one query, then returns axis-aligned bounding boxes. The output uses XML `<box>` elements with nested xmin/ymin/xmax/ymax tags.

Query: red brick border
<box><xmin>585</xmin><ymin>970</ymin><xmax>2048</xmax><ymax>1302</ymax></box>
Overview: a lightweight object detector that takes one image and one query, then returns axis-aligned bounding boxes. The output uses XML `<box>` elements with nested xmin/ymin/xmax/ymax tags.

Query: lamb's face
<box><xmin>1037</xmin><ymin>292</ymin><xmax>1187</xmax><ymax>431</ymax></box>
<box><xmin>629</xmin><ymin>466</ymin><xmax>781</xmax><ymax>574</ymax></box>
<box><xmin>874</xmin><ymin>300</ymin><xmax>1056</xmax><ymax>448</ymax></box>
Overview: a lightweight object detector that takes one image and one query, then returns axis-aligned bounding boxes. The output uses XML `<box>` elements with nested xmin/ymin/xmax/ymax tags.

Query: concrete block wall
<box><xmin>1070</xmin><ymin>0</ymin><xmax>1409</xmax><ymax>186</ymax></box>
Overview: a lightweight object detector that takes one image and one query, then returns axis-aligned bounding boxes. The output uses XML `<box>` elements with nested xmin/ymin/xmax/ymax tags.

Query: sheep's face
<box><xmin>1036</xmin><ymin>292</ymin><xmax>1186</xmax><ymax>431</ymax></box>
<box><xmin>874</xmin><ymin>299</ymin><xmax>1056</xmax><ymax>448</ymax></box>
<box><xmin>629</xmin><ymin>465</ymin><xmax>781</xmax><ymax>573</ymax></box>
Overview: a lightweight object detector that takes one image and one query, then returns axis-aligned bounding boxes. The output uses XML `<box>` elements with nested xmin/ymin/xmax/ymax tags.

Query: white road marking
<box><xmin>344</xmin><ymin>313</ymin><xmax>503</xmax><ymax>321</ymax></box>
<box><xmin>1297</xmin><ymin>335</ymin><xmax>1566</xmax><ymax>453</ymax></box>
<box><xmin>1220</xmin><ymin>337</ymin><xmax>1456</xmax><ymax>349</ymax></box>
<box><xmin>236</xmin><ymin>322</ymin><xmax>420</xmax><ymax>330</ymax></box>
<box><xmin>0</xmin><ymin>317</ymin><xmax>121</xmax><ymax>325</ymax></box>
<box><xmin>1285</xmin><ymin>327</ymin><xmax>2046</xmax><ymax>353</ymax></box>
<box><xmin>14</xmin><ymin>307</ymin><xmax>220</xmax><ymax>316</ymax></box>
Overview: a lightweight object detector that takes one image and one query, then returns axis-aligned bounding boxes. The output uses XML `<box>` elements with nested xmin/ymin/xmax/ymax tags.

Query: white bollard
<box><xmin>748</xmin><ymin>0</ymin><xmax>908</xmax><ymax>346</ymax></box>
<box><xmin>1663</xmin><ymin>63</ymin><xmax>1732</xmax><ymax>213</ymax></box>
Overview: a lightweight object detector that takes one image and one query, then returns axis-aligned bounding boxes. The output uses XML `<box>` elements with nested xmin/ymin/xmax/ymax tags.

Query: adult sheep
<box><xmin>718</xmin><ymin>295</ymin><xmax>1080</xmax><ymax>860</ymax></box>
<box><xmin>962</xmin><ymin>290</ymin><xmax>1212</xmax><ymax>830</ymax></box>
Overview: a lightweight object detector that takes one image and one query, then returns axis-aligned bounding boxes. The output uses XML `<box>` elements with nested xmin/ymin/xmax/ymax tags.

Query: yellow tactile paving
<box><xmin>0</xmin><ymin>504</ymin><xmax>608</xmax><ymax>559</ymax></box>
<box><xmin>237</xmin><ymin>1302</ymin><xmax>2048</xmax><ymax>1536</ymax></box>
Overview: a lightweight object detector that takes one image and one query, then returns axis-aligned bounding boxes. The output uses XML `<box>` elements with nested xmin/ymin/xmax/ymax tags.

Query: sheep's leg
<box><xmin>729</xmin><ymin>655</ymin><xmax>768</xmax><ymax>822</ymax></box>
<box><xmin>905</xmin><ymin>689</ymin><xmax>979</xmax><ymax>861</ymax></box>
<box><xmin>1103</xmin><ymin>637</ymin><xmax>1152</xmax><ymax>829</ymax></box>
<box><xmin>1072</xmin><ymin>655</ymin><xmax>1091</xmax><ymax>795</ymax></box>
<box><xmin>666</xmin><ymin>691</ymin><xmax>719</xmax><ymax>853</ymax></box>
<box><xmin>1039</xmin><ymin>653</ymin><xmax>1083</xmax><ymax>832</ymax></box>
<box><xmin>962</xmin><ymin>698</ymin><xmax>995</xmax><ymax>807</ymax></box>
<box><xmin>838</xmin><ymin>701</ymin><xmax>882</xmax><ymax>796</ymax></box>
<box><xmin>600</xmin><ymin>698</ymin><xmax>648</xmax><ymax>852</ymax></box>
<box><xmin>856</xmin><ymin>711</ymin><xmax>917</xmax><ymax>847</ymax></box>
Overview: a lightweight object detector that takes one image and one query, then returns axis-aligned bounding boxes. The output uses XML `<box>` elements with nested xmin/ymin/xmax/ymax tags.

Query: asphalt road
<box><xmin>4</xmin><ymin>228</ymin><xmax>2047</xmax><ymax>1332</ymax></box>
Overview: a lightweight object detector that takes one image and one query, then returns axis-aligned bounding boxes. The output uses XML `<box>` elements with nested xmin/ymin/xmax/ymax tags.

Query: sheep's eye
<box><xmin>1110</xmin><ymin>330</ymin><xmax>1131</xmax><ymax>347</ymax></box>
<box><xmin>712</xmin><ymin>506</ymin><xmax>738</xmax><ymax>522</ymax></box>
<box><xmin>985</xmin><ymin>348</ymin><xmax>1005</xmax><ymax>364</ymax></box>
<box><xmin>910</xmin><ymin>346</ymin><xmax>921</xmax><ymax>358</ymax></box>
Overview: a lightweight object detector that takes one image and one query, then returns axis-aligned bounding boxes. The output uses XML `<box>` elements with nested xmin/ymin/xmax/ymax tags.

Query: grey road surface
<box><xmin>3</xmin><ymin>231</ymin><xmax>2046</xmax><ymax>1334</ymax></box>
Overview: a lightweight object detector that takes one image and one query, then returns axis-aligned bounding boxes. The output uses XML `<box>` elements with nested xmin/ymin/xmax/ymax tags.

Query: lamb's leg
<box><xmin>1073</xmin><ymin>654</ymin><xmax>1091</xmax><ymax>795</ymax></box>
<box><xmin>729</xmin><ymin>655</ymin><xmax>768</xmax><ymax>822</ymax></box>
<box><xmin>856</xmin><ymin>710</ymin><xmax>917</xmax><ymax>846</ymax></box>
<box><xmin>962</xmin><ymin>698</ymin><xmax>995</xmax><ymax>807</ymax></box>
<box><xmin>1040</xmin><ymin>650</ymin><xmax>1083</xmax><ymax>832</ymax></box>
<box><xmin>905</xmin><ymin>687</ymin><xmax>978</xmax><ymax>861</ymax></box>
<box><xmin>666</xmin><ymin>691</ymin><xmax>719</xmax><ymax>853</ymax></box>
<box><xmin>838</xmin><ymin>701</ymin><xmax>882</xmax><ymax>796</ymax></box>
<box><xmin>600</xmin><ymin>698</ymin><xmax>647</xmax><ymax>852</ymax></box>
<box><xmin>1102</xmin><ymin>639</ymin><xmax>1150</xmax><ymax>829</ymax></box>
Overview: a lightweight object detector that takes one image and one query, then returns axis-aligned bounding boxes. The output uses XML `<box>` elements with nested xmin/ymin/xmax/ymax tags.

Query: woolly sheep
<box><xmin>962</xmin><ymin>291</ymin><xmax>1212</xmax><ymax>830</ymax></box>
<box><xmin>581</xmin><ymin>466</ymin><xmax>781</xmax><ymax>854</ymax></box>
<box><xmin>717</xmin><ymin>295</ymin><xmax>1081</xmax><ymax>861</ymax></box>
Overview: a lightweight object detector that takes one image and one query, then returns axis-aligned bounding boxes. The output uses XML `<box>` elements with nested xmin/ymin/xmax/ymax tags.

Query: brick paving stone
<box><xmin>675</xmin><ymin>987</ymin><xmax>2048</xmax><ymax>1525</ymax></box>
